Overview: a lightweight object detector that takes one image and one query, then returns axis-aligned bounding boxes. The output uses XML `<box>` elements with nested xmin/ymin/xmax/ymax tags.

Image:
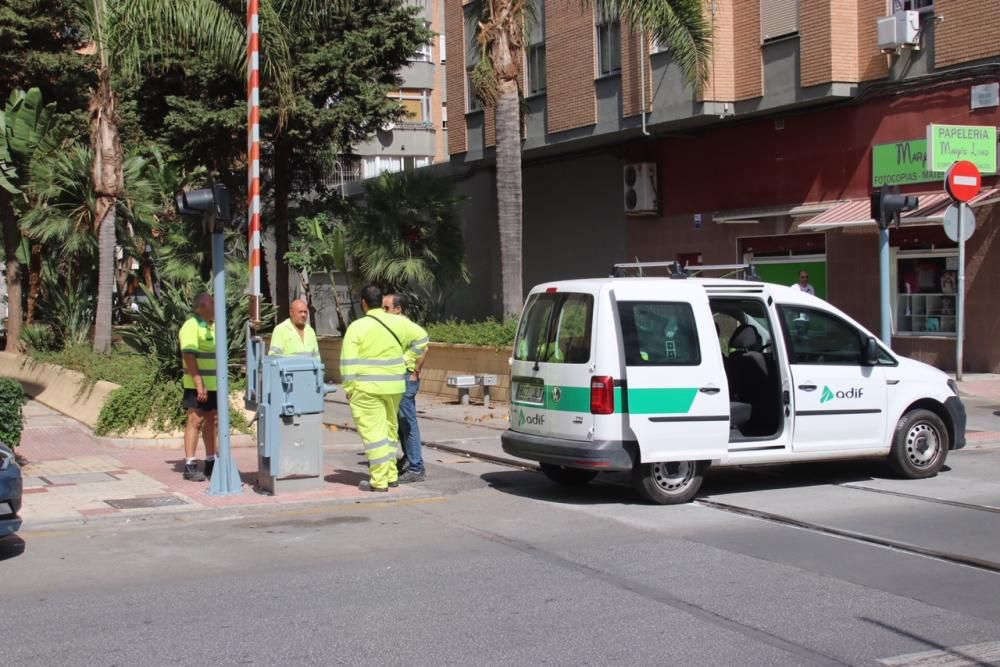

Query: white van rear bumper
<box><xmin>501</xmin><ymin>430</ymin><xmax>637</xmax><ymax>471</ymax></box>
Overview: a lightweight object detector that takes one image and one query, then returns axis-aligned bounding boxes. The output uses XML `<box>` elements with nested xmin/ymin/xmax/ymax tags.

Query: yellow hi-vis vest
<box><xmin>269</xmin><ymin>319</ymin><xmax>320</xmax><ymax>357</ymax></box>
<box><xmin>179</xmin><ymin>316</ymin><xmax>217</xmax><ymax>391</ymax></box>
<box><xmin>340</xmin><ymin>309</ymin><xmax>420</xmax><ymax>395</ymax></box>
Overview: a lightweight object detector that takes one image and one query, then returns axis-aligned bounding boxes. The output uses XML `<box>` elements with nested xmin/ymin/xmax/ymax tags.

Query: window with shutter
<box><xmin>760</xmin><ymin>0</ymin><xmax>799</xmax><ymax>42</ymax></box>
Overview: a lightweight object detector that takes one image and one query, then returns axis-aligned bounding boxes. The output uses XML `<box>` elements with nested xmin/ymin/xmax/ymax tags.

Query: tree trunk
<box><xmin>494</xmin><ymin>76</ymin><xmax>523</xmax><ymax>316</ymax></box>
<box><xmin>273</xmin><ymin>139</ymin><xmax>292</xmax><ymax>322</ymax></box>
<box><xmin>90</xmin><ymin>70</ymin><xmax>124</xmax><ymax>354</ymax></box>
<box><xmin>26</xmin><ymin>242</ymin><xmax>42</xmax><ymax>324</ymax></box>
<box><xmin>0</xmin><ymin>190</ymin><xmax>23</xmax><ymax>351</ymax></box>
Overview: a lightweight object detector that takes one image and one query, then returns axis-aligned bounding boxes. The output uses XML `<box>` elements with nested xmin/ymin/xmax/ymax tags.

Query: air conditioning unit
<box><xmin>624</xmin><ymin>162</ymin><xmax>658</xmax><ymax>215</ymax></box>
<box><xmin>877</xmin><ymin>10</ymin><xmax>920</xmax><ymax>51</ymax></box>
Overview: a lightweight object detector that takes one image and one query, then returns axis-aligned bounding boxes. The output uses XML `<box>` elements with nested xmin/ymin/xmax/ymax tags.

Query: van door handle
<box><xmin>699</xmin><ymin>386</ymin><xmax>721</xmax><ymax>395</ymax></box>
<box><xmin>799</xmin><ymin>384</ymin><xmax>817</xmax><ymax>391</ymax></box>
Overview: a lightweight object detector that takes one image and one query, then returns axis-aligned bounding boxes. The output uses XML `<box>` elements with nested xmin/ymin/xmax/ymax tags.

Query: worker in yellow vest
<box><xmin>179</xmin><ymin>293</ymin><xmax>218</xmax><ymax>482</ymax></box>
<box><xmin>340</xmin><ymin>285</ymin><xmax>422</xmax><ymax>492</ymax></box>
<box><xmin>269</xmin><ymin>299</ymin><xmax>320</xmax><ymax>357</ymax></box>
<box><xmin>382</xmin><ymin>292</ymin><xmax>429</xmax><ymax>482</ymax></box>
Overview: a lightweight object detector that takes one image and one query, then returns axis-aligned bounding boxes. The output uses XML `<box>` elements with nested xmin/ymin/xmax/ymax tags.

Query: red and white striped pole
<box><xmin>247</xmin><ymin>0</ymin><xmax>262</xmax><ymax>325</ymax></box>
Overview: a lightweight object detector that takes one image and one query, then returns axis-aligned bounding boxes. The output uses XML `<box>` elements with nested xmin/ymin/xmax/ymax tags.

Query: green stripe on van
<box><xmin>512</xmin><ymin>385</ymin><xmax>696</xmax><ymax>415</ymax></box>
<box><xmin>626</xmin><ymin>387</ymin><xmax>698</xmax><ymax>414</ymax></box>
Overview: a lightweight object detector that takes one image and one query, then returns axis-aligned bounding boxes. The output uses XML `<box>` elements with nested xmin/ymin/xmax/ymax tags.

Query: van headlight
<box><xmin>0</xmin><ymin>445</ymin><xmax>12</xmax><ymax>471</ymax></box>
<box><xmin>947</xmin><ymin>379</ymin><xmax>960</xmax><ymax>396</ymax></box>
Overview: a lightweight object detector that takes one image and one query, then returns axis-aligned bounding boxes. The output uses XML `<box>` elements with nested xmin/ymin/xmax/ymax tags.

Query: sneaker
<box><xmin>397</xmin><ymin>469</ymin><xmax>426</xmax><ymax>484</ymax></box>
<box><xmin>183</xmin><ymin>462</ymin><xmax>206</xmax><ymax>482</ymax></box>
<box><xmin>358</xmin><ymin>480</ymin><xmax>388</xmax><ymax>493</ymax></box>
<box><xmin>388</xmin><ymin>481</ymin><xmax>399</xmax><ymax>488</ymax></box>
<box><xmin>397</xmin><ymin>457</ymin><xmax>411</xmax><ymax>475</ymax></box>
<box><xmin>204</xmin><ymin>459</ymin><xmax>215</xmax><ymax>480</ymax></box>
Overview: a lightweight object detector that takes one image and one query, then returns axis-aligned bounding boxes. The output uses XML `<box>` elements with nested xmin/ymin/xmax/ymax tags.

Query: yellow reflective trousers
<box><xmin>349</xmin><ymin>390</ymin><xmax>402</xmax><ymax>489</ymax></box>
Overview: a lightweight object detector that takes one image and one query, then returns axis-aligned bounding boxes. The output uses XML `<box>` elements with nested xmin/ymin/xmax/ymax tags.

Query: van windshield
<box><xmin>514</xmin><ymin>293</ymin><xmax>594</xmax><ymax>364</ymax></box>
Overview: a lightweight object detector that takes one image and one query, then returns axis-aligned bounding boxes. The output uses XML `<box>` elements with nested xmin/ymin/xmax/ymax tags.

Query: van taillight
<box><xmin>590</xmin><ymin>376</ymin><xmax>615</xmax><ymax>415</ymax></box>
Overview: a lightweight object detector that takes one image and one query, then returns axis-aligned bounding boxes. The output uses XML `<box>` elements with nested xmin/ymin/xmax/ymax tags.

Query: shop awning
<box><xmin>713</xmin><ymin>202</ymin><xmax>833</xmax><ymax>224</ymax></box>
<box><xmin>797</xmin><ymin>188</ymin><xmax>999</xmax><ymax>231</ymax></box>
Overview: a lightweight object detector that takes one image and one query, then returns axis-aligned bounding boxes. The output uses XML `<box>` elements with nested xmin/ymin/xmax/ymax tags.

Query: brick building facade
<box><xmin>444</xmin><ymin>0</ymin><xmax>1000</xmax><ymax>371</ymax></box>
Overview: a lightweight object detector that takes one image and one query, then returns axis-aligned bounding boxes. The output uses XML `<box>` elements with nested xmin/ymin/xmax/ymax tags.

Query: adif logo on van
<box><xmin>820</xmin><ymin>386</ymin><xmax>864</xmax><ymax>403</ymax></box>
<box><xmin>517</xmin><ymin>410</ymin><xmax>545</xmax><ymax>427</ymax></box>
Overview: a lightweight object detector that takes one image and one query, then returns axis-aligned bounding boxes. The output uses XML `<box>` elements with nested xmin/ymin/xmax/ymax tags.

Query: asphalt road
<box><xmin>4</xmin><ymin>447</ymin><xmax>1000</xmax><ymax>666</ymax></box>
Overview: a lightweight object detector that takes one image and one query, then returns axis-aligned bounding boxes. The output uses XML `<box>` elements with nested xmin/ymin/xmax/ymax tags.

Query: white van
<box><xmin>501</xmin><ymin>264</ymin><xmax>967</xmax><ymax>504</ymax></box>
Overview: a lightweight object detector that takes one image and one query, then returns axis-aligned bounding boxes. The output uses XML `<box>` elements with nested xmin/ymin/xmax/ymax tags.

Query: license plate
<box><xmin>515</xmin><ymin>383</ymin><xmax>544</xmax><ymax>404</ymax></box>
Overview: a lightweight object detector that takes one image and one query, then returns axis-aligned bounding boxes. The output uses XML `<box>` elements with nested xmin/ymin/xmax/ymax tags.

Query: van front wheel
<box><xmin>889</xmin><ymin>409</ymin><xmax>948</xmax><ymax>479</ymax></box>
<box><xmin>633</xmin><ymin>460</ymin><xmax>705</xmax><ymax>504</ymax></box>
<box><xmin>539</xmin><ymin>463</ymin><xmax>599</xmax><ymax>486</ymax></box>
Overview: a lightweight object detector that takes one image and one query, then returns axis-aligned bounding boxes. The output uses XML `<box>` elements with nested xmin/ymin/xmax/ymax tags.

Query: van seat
<box><xmin>730</xmin><ymin>401</ymin><xmax>751</xmax><ymax>427</ymax></box>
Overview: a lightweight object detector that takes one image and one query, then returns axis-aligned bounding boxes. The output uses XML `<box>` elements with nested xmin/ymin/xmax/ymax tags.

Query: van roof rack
<box><xmin>611</xmin><ymin>261</ymin><xmax>760</xmax><ymax>281</ymax></box>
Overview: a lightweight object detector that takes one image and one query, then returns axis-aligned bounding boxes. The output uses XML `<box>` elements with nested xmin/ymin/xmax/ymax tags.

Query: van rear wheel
<box><xmin>633</xmin><ymin>460</ymin><xmax>705</xmax><ymax>505</ymax></box>
<box><xmin>889</xmin><ymin>409</ymin><xmax>948</xmax><ymax>479</ymax></box>
<box><xmin>539</xmin><ymin>463</ymin><xmax>599</xmax><ymax>486</ymax></box>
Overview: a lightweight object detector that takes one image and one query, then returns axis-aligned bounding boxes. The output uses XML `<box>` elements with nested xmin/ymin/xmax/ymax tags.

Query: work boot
<box><xmin>397</xmin><ymin>469</ymin><xmax>426</xmax><ymax>484</ymax></box>
<box><xmin>183</xmin><ymin>461</ymin><xmax>206</xmax><ymax>482</ymax></box>
<box><xmin>204</xmin><ymin>459</ymin><xmax>215</xmax><ymax>480</ymax></box>
<box><xmin>397</xmin><ymin>457</ymin><xmax>410</xmax><ymax>475</ymax></box>
<box><xmin>358</xmin><ymin>480</ymin><xmax>388</xmax><ymax>493</ymax></box>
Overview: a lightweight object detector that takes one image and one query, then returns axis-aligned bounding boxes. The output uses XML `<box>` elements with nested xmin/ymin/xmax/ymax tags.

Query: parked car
<box><xmin>0</xmin><ymin>443</ymin><xmax>23</xmax><ymax>537</ymax></box>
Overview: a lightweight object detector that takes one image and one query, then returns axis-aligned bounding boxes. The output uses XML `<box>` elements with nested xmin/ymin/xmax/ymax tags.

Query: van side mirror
<box><xmin>862</xmin><ymin>337</ymin><xmax>880</xmax><ymax>366</ymax></box>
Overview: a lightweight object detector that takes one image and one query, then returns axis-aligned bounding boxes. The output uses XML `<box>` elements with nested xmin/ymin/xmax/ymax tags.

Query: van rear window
<box><xmin>618</xmin><ymin>301</ymin><xmax>701</xmax><ymax>366</ymax></box>
<box><xmin>514</xmin><ymin>293</ymin><xmax>593</xmax><ymax>364</ymax></box>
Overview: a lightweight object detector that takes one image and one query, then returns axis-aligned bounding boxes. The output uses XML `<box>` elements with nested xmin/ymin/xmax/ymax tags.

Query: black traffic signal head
<box><xmin>871</xmin><ymin>187</ymin><xmax>918</xmax><ymax>229</ymax></box>
<box><xmin>175</xmin><ymin>183</ymin><xmax>232</xmax><ymax>221</ymax></box>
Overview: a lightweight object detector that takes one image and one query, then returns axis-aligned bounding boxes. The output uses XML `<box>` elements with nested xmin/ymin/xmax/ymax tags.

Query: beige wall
<box><xmin>319</xmin><ymin>338</ymin><xmax>513</xmax><ymax>402</ymax></box>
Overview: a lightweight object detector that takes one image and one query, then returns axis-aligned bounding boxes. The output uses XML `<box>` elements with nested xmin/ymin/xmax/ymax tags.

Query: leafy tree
<box><xmin>260</xmin><ymin>0</ymin><xmax>433</xmax><ymax>321</ymax></box>
<box><xmin>0</xmin><ymin>0</ymin><xmax>94</xmax><ymax>132</ymax></box>
<box><xmin>285</xmin><ymin>211</ymin><xmax>353</xmax><ymax>333</ymax></box>
<box><xmin>351</xmin><ymin>170</ymin><xmax>470</xmax><ymax>322</ymax></box>
<box><xmin>72</xmin><ymin>0</ymin><xmax>245</xmax><ymax>353</ymax></box>
<box><xmin>0</xmin><ymin>88</ymin><xmax>62</xmax><ymax>351</ymax></box>
<box><xmin>473</xmin><ymin>0</ymin><xmax>712</xmax><ymax>316</ymax></box>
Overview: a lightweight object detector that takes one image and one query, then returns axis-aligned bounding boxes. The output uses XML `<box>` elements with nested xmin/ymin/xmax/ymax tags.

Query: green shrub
<box><xmin>20</xmin><ymin>323</ymin><xmax>58</xmax><ymax>352</ymax></box>
<box><xmin>30</xmin><ymin>345</ymin><xmax>151</xmax><ymax>388</ymax></box>
<box><xmin>426</xmin><ymin>317</ymin><xmax>518</xmax><ymax>348</ymax></box>
<box><xmin>0</xmin><ymin>378</ymin><xmax>27</xmax><ymax>448</ymax></box>
<box><xmin>96</xmin><ymin>376</ymin><xmax>186</xmax><ymax>436</ymax></box>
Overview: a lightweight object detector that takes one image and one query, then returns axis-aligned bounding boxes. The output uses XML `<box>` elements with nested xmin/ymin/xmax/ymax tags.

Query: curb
<box><xmin>425</xmin><ymin>440</ymin><xmax>537</xmax><ymax>470</ymax></box>
<box><xmin>101</xmin><ymin>433</ymin><xmax>258</xmax><ymax>450</ymax></box>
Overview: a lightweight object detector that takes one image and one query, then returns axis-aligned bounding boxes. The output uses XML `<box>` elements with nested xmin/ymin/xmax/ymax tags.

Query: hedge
<box><xmin>0</xmin><ymin>377</ymin><xmax>27</xmax><ymax>448</ymax></box>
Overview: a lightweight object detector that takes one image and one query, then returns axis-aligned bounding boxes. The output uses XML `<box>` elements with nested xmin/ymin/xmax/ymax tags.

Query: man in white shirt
<box><xmin>791</xmin><ymin>270</ymin><xmax>816</xmax><ymax>296</ymax></box>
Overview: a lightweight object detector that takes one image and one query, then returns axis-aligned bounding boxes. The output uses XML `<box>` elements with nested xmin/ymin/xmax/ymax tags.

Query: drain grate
<box><xmin>105</xmin><ymin>495</ymin><xmax>189</xmax><ymax>510</ymax></box>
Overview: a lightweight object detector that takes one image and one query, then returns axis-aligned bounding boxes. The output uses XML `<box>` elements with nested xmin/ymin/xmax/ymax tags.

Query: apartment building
<box><xmin>348</xmin><ymin>0</ymin><xmax>449</xmax><ymax>182</ymax></box>
<box><xmin>444</xmin><ymin>0</ymin><xmax>1000</xmax><ymax>372</ymax></box>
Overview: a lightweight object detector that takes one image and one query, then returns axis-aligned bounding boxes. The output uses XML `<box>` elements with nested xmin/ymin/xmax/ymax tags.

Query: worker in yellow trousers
<box><xmin>340</xmin><ymin>284</ymin><xmax>422</xmax><ymax>492</ymax></box>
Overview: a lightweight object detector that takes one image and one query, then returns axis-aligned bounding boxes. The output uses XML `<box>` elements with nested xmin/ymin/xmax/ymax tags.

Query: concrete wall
<box><xmin>0</xmin><ymin>352</ymin><xmax>117</xmax><ymax>430</ymax></box>
<box><xmin>319</xmin><ymin>338</ymin><xmax>513</xmax><ymax>402</ymax></box>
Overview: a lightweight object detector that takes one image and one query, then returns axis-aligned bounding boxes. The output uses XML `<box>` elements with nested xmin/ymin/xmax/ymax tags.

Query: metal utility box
<box><xmin>247</xmin><ymin>334</ymin><xmax>336</xmax><ymax>494</ymax></box>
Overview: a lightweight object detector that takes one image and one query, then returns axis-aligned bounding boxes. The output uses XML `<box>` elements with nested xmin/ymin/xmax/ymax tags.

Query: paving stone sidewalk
<box><xmin>15</xmin><ymin>402</ymin><xmax>427</xmax><ymax>528</ymax></box>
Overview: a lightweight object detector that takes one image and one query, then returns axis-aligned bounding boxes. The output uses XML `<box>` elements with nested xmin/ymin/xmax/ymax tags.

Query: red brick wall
<box><xmin>733</xmin><ymin>0</ymin><xmax>763</xmax><ymax>100</ymax></box>
<box><xmin>546</xmin><ymin>0</ymin><xmax>597</xmax><ymax>133</ymax></box>
<box><xmin>701</xmin><ymin>0</ymin><xmax>736</xmax><ymax>102</ymax></box>
<box><xmin>801</xmin><ymin>0</ymin><xmax>862</xmax><ymax>87</ymax></box>
<box><xmin>446</xmin><ymin>0</ymin><xmax>467</xmax><ymax>155</ymax></box>
<box><xmin>857</xmin><ymin>0</ymin><xmax>889</xmax><ymax>81</ymax></box>
<box><xmin>935</xmin><ymin>0</ymin><xmax>1000</xmax><ymax>68</ymax></box>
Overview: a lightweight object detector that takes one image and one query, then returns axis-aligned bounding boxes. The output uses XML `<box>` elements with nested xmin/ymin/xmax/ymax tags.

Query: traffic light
<box><xmin>175</xmin><ymin>183</ymin><xmax>232</xmax><ymax>221</ymax></box>
<box><xmin>870</xmin><ymin>187</ymin><xmax>918</xmax><ymax>229</ymax></box>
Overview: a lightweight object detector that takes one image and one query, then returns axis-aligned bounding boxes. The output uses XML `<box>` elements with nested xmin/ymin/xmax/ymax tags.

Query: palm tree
<box><xmin>74</xmin><ymin>0</ymin><xmax>246</xmax><ymax>352</ymax></box>
<box><xmin>351</xmin><ymin>170</ymin><xmax>471</xmax><ymax>322</ymax></box>
<box><xmin>473</xmin><ymin>0</ymin><xmax>712</xmax><ymax>317</ymax></box>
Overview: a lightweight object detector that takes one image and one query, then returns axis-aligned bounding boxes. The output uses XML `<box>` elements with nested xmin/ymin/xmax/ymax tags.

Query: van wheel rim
<box><xmin>906</xmin><ymin>422</ymin><xmax>941</xmax><ymax>468</ymax></box>
<box><xmin>651</xmin><ymin>461</ymin><xmax>694</xmax><ymax>493</ymax></box>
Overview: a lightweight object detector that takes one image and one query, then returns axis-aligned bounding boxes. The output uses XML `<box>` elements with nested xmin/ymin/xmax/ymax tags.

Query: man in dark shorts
<box><xmin>179</xmin><ymin>293</ymin><xmax>218</xmax><ymax>481</ymax></box>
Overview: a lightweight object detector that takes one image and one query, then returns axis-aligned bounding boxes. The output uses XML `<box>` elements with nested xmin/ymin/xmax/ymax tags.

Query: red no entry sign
<box><xmin>945</xmin><ymin>160</ymin><xmax>982</xmax><ymax>202</ymax></box>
